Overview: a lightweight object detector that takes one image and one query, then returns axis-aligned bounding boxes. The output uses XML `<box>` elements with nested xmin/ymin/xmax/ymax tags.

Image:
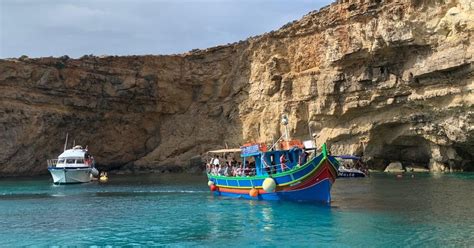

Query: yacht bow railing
<box><xmin>47</xmin><ymin>159</ymin><xmax>59</xmax><ymax>168</ymax></box>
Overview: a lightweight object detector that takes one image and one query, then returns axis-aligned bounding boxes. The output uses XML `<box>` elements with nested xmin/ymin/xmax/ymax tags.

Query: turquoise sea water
<box><xmin>0</xmin><ymin>173</ymin><xmax>473</xmax><ymax>247</ymax></box>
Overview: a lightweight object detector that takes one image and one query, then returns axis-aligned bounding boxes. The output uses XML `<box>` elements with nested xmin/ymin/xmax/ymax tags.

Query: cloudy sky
<box><xmin>0</xmin><ymin>0</ymin><xmax>333</xmax><ymax>58</ymax></box>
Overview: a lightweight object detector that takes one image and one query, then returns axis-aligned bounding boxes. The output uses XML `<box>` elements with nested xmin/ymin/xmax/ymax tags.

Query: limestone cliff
<box><xmin>1</xmin><ymin>0</ymin><xmax>473</xmax><ymax>176</ymax></box>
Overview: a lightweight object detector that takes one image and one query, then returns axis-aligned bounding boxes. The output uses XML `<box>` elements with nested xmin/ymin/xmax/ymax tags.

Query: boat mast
<box><xmin>63</xmin><ymin>133</ymin><xmax>69</xmax><ymax>151</ymax></box>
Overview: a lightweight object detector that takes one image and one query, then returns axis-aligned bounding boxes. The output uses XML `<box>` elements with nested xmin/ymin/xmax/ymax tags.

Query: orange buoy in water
<box><xmin>210</xmin><ymin>184</ymin><xmax>218</xmax><ymax>191</ymax></box>
<box><xmin>249</xmin><ymin>188</ymin><xmax>258</xmax><ymax>197</ymax></box>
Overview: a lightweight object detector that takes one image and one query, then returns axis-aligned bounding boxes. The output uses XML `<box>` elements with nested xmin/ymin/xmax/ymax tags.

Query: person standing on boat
<box><xmin>84</xmin><ymin>146</ymin><xmax>92</xmax><ymax>167</ymax></box>
<box><xmin>231</xmin><ymin>157</ymin><xmax>238</xmax><ymax>167</ymax></box>
<box><xmin>210</xmin><ymin>155</ymin><xmax>219</xmax><ymax>175</ymax></box>
<box><xmin>212</xmin><ymin>155</ymin><xmax>220</xmax><ymax>168</ymax></box>
<box><xmin>299</xmin><ymin>151</ymin><xmax>308</xmax><ymax>166</ymax></box>
<box><xmin>215</xmin><ymin>155</ymin><xmax>220</xmax><ymax>165</ymax></box>
<box><xmin>264</xmin><ymin>156</ymin><xmax>272</xmax><ymax>176</ymax></box>
<box><xmin>280</xmin><ymin>153</ymin><xmax>287</xmax><ymax>172</ymax></box>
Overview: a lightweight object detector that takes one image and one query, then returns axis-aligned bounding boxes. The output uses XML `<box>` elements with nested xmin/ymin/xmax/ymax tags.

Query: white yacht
<box><xmin>335</xmin><ymin>155</ymin><xmax>368</xmax><ymax>178</ymax></box>
<box><xmin>47</xmin><ymin>144</ymin><xmax>98</xmax><ymax>184</ymax></box>
<box><xmin>338</xmin><ymin>165</ymin><xmax>367</xmax><ymax>178</ymax></box>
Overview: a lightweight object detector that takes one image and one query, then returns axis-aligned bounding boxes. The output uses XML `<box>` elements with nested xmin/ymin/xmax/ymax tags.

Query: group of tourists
<box><xmin>207</xmin><ymin>155</ymin><xmax>256</xmax><ymax>177</ymax></box>
<box><xmin>206</xmin><ymin>149</ymin><xmax>311</xmax><ymax>177</ymax></box>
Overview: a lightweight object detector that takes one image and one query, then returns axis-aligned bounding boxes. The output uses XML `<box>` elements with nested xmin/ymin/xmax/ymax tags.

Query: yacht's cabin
<box><xmin>54</xmin><ymin>146</ymin><xmax>92</xmax><ymax>168</ymax></box>
<box><xmin>55</xmin><ymin>157</ymin><xmax>87</xmax><ymax>167</ymax></box>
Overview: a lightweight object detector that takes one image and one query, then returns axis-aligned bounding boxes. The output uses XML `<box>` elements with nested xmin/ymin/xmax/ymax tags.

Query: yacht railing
<box><xmin>47</xmin><ymin>159</ymin><xmax>59</xmax><ymax>168</ymax></box>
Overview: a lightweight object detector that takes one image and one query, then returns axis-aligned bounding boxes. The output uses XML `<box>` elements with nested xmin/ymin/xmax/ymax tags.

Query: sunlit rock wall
<box><xmin>0</xmin><ymin>0</ymin><xmax>472</xmax><ymax>175</ymax></box>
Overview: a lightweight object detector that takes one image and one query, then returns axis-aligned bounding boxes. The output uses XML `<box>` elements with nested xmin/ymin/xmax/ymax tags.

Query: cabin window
<box><xmin>76</xmin><ymin>159</ymin><xmax>84</xmax><ymax>164</ymax></box>
<box><xmin>58</xmin><ymin>159</ymin><xmax>65</xmax><ymax>164</ymax></box>
<box><xmin>66</xmin><ymin>159</ymin><xmax>75</xmax><ymax>164</ymax></box>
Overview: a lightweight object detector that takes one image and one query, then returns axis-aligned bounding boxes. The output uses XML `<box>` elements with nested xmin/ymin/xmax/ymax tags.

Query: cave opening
<box><xmin>371</xmin><ymin>135</ymin><xmax>431</xmax><ymax>169</ymax></box>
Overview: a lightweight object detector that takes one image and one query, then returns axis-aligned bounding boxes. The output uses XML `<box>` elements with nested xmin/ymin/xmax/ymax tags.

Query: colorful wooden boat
<box><xmin>206</xmin><ymin>143</ymin><xmax>339</xmax><ymax>203</ymax></box>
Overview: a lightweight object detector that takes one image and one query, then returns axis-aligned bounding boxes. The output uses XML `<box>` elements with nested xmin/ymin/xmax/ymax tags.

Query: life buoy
<box><xmin>249</xmin><ymin>188</ymin><xmax>258</xmax><ymax>197</ymax></box>
<box><xmin>262</xmin><ymin>178</ymin><xmax>276</xmax><ymax>193</ymax></box>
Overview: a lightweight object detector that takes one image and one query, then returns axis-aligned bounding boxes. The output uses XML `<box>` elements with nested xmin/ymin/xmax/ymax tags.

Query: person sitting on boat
<box><xmin>234</xmin><ymin>166</ymin><xmax>240</xmax><ymax>176</ymax></box>
<box><xmin>280</xmin><ymin>154</ymin><xmax>287</xmax><ymax>172</ymax></box>
<box><xmin>226</xmin><ymin>155</ymin><xmax>233</xmax><ymax>167</ymax></box>
<box><xmin>244</xmin><ymin>167</ymin><xmax>250</xmax><ymax>176</ymax></box>
<box><xmin>224</xmin><ymin>164</ymin><xmax>231</xmax><ymax>176</ymax></box>
<box><xmin>206</xmin><ymin>158</ymin><xmax>213</xmax><ymax>173</ymax></box>
<box><xmin>222</xmin><ymin>165</ymin><xmax>228</xmax><ymax>176</ymax></box>
<box><xmin>248</xmin><ymin>161</ymin><xmax>256</xmax><ymax>176</ymax></box>
<box><xmin>238</xmin><ymin>163</ymin><xmax>244</xmax><ymax>176</ymax></box>
<box><xmin>211</xmin><ymin>165</ymin><xmax>219</xmax><ymax>175</ymax></box>
<box><xmin>219</xmin><ymin>165</ymin><xmax>227</xmax><ymax>176</ymax></box>
<box><xmin>231</xmin><ymin>158</ymin><xmax>238</xmax><ymax>169</ymax></box>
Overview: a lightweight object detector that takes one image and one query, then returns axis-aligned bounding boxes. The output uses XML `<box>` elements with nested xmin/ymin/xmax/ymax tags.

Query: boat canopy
<box><xmin>207</xmin><ymin>148</ymin><xmax>241</xmax><ymax>154</ymax></box>
<box><xmin>58</xmin><ymin>148</ymin><xmax>87</xmax><ymax>159</ymax></box>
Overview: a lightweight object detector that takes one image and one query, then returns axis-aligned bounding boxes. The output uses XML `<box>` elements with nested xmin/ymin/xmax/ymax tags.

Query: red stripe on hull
<box><xmin>283</xmin><ymin>161</ymin><xmax>334</xmax><ymax>191</ymax></box>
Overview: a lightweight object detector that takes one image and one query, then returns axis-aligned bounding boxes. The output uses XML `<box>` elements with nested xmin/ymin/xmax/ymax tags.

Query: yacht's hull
<box><xmin>48</xmin><ymin>167</ymin><xmax>92</xmax><ymax>184</ymax></box>
<box><xmin>338</xmin><ymin>171</ymin><xmax>366</xmax><ymax>177</ymax></box>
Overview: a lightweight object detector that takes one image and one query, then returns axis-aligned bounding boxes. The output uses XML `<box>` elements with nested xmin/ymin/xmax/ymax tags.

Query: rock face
<box><xmin>1</xmin><ymin>0</ymin><xmax>473</xmax><ymax>175</ymax></box>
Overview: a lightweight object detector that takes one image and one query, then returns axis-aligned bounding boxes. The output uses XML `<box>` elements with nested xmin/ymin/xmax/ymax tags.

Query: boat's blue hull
<box><xmin>214</xmin><ymin>178</ymin><xmax>332</xmax><ymax>203</ymax></box>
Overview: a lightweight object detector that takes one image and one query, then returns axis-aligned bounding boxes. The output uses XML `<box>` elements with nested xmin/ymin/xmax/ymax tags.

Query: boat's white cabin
<box><xmin>53</xmin><ymin>146</ymin><xmax>91</xmax><ymax>168</ymax></box>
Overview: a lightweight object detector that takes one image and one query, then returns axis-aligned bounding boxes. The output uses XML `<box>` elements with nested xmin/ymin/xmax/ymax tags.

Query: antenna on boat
<box><xmin>281</xmin><ymin>114</ymin><xmax>289</xmax><ymax>141</ymax></box>
<box><xmin>63</xmin><ymin>133</ymin><xmax>69</xmax><ymax>151</ymax></box>
<box><xmin>307</xmin><ymin>109</ymin><xmax>313</xmax><ymax>141</ymax></box>
<box><xmin>73</xmin><ymin>139</ymin><xmax>75</xmax><ymax>147</ymax></box>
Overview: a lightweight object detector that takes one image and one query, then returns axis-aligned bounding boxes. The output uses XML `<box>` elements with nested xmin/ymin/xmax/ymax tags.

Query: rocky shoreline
<box><xmin>1</xmin><ymin>0</ymin><xmax>473</xmax><ymax>176</ymax></box>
